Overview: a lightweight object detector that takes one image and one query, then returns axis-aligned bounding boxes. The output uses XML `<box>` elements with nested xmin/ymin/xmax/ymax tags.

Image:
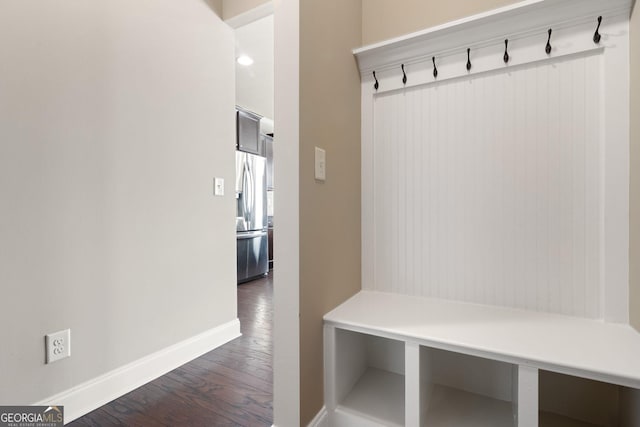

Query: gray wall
<box><xmin>0</xmin><ymin>0</ymin><xmax>237</xmax><ymax>404</ymax></box>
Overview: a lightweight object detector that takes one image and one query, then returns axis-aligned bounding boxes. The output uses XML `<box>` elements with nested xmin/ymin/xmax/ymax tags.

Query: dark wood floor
<box><xmin>69</xmin><ymin>273</ymin><xmax>273</xmax><ymax>427</ymax></box>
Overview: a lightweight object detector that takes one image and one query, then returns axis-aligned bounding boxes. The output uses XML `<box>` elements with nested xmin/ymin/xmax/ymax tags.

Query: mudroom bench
<box><xmin>323</xmin><ymin>291</ymin><xmax>640</xmax><ymax>427</ymax></box>
<box><xmin>326</xmin><ymin>0</ymin><xmax>640</xmax><ymax>425</ymax></box>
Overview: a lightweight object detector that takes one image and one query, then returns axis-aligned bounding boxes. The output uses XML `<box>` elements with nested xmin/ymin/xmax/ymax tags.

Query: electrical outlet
<box><xmin>45</xmin><ymin>329</ymin><xmax>70</xmax><ymax>364</ymax></box>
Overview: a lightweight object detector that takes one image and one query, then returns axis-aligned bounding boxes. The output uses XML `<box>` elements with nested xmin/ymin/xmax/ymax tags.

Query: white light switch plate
<box><xmin>214</xmin><ymin>177</ymin><xmax>224</xmax><ymax>196</ymax></box>
<box><xmin>315</xmin><ymin>147</ymin><xmax>326</xmax><ymax>181</ymax></box>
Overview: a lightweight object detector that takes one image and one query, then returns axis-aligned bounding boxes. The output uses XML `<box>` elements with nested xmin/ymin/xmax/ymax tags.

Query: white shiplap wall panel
<box><xmin>370</xmin><ymin>52</ymin><xmax>603</xmax><ymax>318</ymax></box>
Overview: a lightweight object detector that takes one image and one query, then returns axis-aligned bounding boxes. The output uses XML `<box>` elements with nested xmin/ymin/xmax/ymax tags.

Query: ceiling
<box><xmin>235</xmin><ymin>14</ymin><xmax>274</xmax><ymax>122</ymax></box>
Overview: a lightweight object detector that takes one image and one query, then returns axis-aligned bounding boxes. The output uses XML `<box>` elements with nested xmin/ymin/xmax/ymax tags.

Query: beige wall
<box><xmin>631</xmin><ymin>2</ymin><xmax>640</xmax><ymax>331</ymax></box>
<box><xmin>223</xmin><ymin>0</ymin><xmax>270</xmax><ymax>20</ymax></box>
<box><xmin>362</xmin><ymin>0</ymin><xmax>518</xmax><ymax>45</ymax></box>
<box><xmin>299</xmin><ymin>0</ymin><xmax>362</xmax><ymax>424</ymax></box>
<box><xmin>0</xmin><ymin>0</ymin><xmax>237</xmax><ymax>404</ymax></box>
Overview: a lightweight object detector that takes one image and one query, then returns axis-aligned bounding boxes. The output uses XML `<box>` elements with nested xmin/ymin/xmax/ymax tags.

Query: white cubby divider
<box><xmin>404</xmin><ymin>342</ymin><xmax>422</xmax><ymax>426</ymax></box>
<box><xmin>513</xmin><ymin>365</ymin><xmax>538</xmax><ymax>427</ymax></box>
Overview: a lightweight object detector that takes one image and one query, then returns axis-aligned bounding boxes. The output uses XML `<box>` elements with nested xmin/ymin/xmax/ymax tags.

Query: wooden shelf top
<box><xmin>324</xmin><ymin>291</ymin><xmax>640</xmax><ymax>389</ymax></box>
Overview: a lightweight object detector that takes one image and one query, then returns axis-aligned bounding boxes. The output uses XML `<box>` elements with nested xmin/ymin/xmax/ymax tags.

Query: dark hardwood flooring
<box><xmin>69</xmin><ymin>273</ymin><xmax>273</xmax><ymax>427</ymax></box>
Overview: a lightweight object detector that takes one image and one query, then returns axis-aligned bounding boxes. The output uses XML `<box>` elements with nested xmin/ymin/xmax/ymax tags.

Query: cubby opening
<box><xmin>420</xmin><ymin>347</ymin><xmax>516</xmax><ymax>427</ymax></box>
<box><xmin>334</xmin><ymin>329</ymin><xmax>405</xmax><ymax>426</ymax></box>
<box><xmin>539</xmin><ymin>371</ymin><xmax>640</xmax><ymax>427</ymax></box>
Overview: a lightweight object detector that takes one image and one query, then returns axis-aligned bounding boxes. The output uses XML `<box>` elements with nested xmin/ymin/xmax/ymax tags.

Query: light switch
<box><xmin>214</xmin><ymin>177</ymin><xmax>224</xmax><ymax>196</ymax></box>
<box><xmin>315</xmin><ymin>147</ymin><xmax>326</xmax><ymax>181</ymax></box>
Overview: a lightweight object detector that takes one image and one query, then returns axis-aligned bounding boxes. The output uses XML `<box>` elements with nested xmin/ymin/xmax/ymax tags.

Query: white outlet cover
<box><xmin>46</xmin><ymin>329</ymin><xmax>70</xmax><ymax>364</ymax></box>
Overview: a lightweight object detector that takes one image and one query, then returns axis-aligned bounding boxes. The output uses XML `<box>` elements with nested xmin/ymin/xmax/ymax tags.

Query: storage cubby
<box><xmin>420</xmin><ymin>347</ymin><xmax>516</xmax><ymax>427</ymax></box>
<box><xmin>539</xmin><ymin>371</ymin><xmax>640</xmax><ymax>427</ymax></box>
<box><xmin>324</xmin><ymin>291</ymin><xmax>640</xmax><ymax>427</ymax></box>
<box><xmin>333</xmin><ymin>328</ymin><xmax>405</xmax><ymax>426</ymax></box>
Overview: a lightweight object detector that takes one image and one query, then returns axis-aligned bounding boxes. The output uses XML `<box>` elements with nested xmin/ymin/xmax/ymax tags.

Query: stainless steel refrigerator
<box><xmin>236</xmin><ymin>151</ymin><xmax>269</xmax><ymax>283</ymax></box>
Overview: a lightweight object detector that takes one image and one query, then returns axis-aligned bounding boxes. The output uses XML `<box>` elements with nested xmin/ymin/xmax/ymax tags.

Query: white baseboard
<box><xmin>307</xmin><ymin>406</ymin><xmax>328</xmax><ymax>427</ymax></box>
<box><xmin>35</xmin><ymin>319</ymin><xmax>241</xmax><ymax>424</ymax></box>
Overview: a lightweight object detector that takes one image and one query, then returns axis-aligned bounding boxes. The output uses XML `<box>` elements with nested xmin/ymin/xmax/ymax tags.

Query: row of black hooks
<box><xmin>373</xmin><ymin>16</ymin><xmax>603</xmax><ymax>91</ymax></box>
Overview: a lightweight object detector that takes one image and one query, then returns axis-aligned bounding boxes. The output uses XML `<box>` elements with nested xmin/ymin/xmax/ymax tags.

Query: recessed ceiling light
<box><xmin>237</xmin><ymin>55</ymin><xmax>254</xmax><ymax>66</ymax></box>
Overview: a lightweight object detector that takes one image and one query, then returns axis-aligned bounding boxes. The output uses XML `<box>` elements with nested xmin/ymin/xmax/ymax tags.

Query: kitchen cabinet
<box><xmin>236</xmin><ymin>107</ymin><xmax>262</xmax><ymax>155</ymax></box>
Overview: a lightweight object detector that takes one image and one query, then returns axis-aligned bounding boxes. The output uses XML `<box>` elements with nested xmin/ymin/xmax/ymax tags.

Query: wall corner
<box><xmin>630</xmin><ymin>0</ymin><xmax>640</xmax><ymax>332</ymax></box>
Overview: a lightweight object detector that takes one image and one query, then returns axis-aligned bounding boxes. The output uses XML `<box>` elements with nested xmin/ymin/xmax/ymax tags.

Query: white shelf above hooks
<box><xmin>353</xmin><ymin>0</ymin><xmax>633</xmax><ymax>78</ymax></box>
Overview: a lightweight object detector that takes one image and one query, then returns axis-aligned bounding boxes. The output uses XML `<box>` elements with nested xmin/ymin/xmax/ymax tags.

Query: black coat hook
<box><xmin>466</xmin><ymin>48</ymin><xmax>472</xmax><ymax>71</ymax></box>
<box><xmin>401</xmin><ymin>64</ymin><xmax>407</xmax><ymax>85</ymax></box>
<box><xmin>503</xmin><ymin>39</ymin><xmax>510</xmax><ymax>64</ymax></box>
<box><xmin>546</xmin><ymin>29</ymin><xmax>552</xmax><ymax>54</ymax></box>
<box><xmin>373</xmin><ymin>71</ymin><xmax>379</xmax><ymax>91</ymax></box>
<box><xmin>593</xmin><ymin>16</ymin><xmax>602</xmax><ymax>44</ymax></box>
<box><xmin>432</xmin><ymin>57</ymin><xmax>438</xmax><ymax>78</ymax></box>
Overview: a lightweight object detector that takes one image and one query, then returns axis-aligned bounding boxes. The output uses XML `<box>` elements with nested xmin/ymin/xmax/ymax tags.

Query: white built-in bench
<box><xmin>323</xmin><ymin>291</ymin><xmax>640</xmax><ymax>427</ymax></box>
<box><xmin>331</xmin><ymin>0</ymin><xmax>640</xmax><ymax>425</ymax></box>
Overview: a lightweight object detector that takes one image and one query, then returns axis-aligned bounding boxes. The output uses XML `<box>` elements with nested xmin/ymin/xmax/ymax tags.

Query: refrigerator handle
<box><xmin>242</xmin><ymin>160</ymin><xmax>248</xmax><ymax>225</ymax></box>
<box><xmin>246</xmin><ymin>160</ymin><xmax>254</xmax><ymax>215</ymax></box>
<box><xmin>243</xmin><ymin>160</ymin><xmax>253</xmax><ymax>226</ymax></box>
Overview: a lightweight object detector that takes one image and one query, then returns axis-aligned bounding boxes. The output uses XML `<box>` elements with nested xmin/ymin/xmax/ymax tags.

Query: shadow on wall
<box><xmin>203</xmin><ymin>0</ymin><xmax>224</xmax><ymax>18</ymax></box>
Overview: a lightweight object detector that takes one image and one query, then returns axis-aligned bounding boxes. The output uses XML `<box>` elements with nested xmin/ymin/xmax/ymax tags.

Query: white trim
<box><xmin>515</xmin><ymin>365</ymin><xmax>539</xmax><ymax>427</ymax></box>
<box><xmin>307</xmin><ymin>406</ymin><xmax>328</xmax><ymax>427</ymax></box>
<box><xmin>35</xmin><ymin>319</ymin><xmax>241</xmax><ymax>424</ymax></box>
<box><xmin>273</xmin><ymin>0</ymin><xmax>301</xmax><ymax>426</ymax></box>
<box><xmin>353</xmin><ymin>0</ymin><xmax>633</xmax><ymax>75</ymax></box>
<box><xmin>355</xmin><ymin>0</ymin><xmax>543</xmax><ymax>55</ymax></box>
<box><xmin>602</xmin><ymin>12</ymin><xmax>631</xmax><ymax>323</ymax></box>
<box><xmin>225</xmin><ymin>2</ymin><xmax>274</xmax><ymax>29</ymax></box>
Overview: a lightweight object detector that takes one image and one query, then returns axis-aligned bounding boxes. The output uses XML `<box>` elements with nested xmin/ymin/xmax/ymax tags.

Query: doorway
<box><xmin>229</xmin><ymin>7</ymin><xmax>275</xmax><ymax>425</ymax></box>
<box><xmin>227</xmin><ymin>3</ymin><xmax>301</xmax><ymax>425</ymax></box>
